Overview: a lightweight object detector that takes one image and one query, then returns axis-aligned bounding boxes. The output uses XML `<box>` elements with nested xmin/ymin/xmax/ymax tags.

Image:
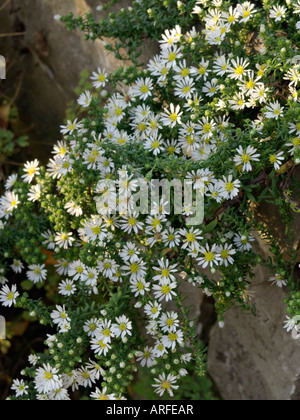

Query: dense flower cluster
<box><xmin>0</xmin><ymin>0</ymin><xmax>299</xmax><ymax>400</ymax></box>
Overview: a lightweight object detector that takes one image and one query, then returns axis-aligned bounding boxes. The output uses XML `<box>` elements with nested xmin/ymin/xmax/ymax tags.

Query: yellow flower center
<box><xmin>168</xmin><ymin>333</ymin><xmax>178</xmax><ymax>341</ymax></box>
<box><xmin>138</xmin><ymin>123</ymin><xmax>147</xmax><ymax>132</ymax></box>
<box><xmin>235</xmin><ymin>66</ymin><xmax>244</xmax><ymax>76</ymax></box>
<box><xmin>186</xmin><ymin>233</ymin><xmax>195</xmax><ymax>243</ymax></box>
<box><xmin>203</xmin><ymin>123</ymin><xmax>211</xmax><ymax>133</ymax></box>
<box><xmin>241</xmin><ymin>154</ymin><xmax>251</xmax><ymax>163</ymax></box>
<box><xmin>169</xmin><ymin>113</ymin><xmax>178</xmax><ymax>122</ymax></box>
<box><xmin>198</xmin><ymin>66</ymin><xmax>206</xmax><ymax>75</ymax></box>
<box><xmin>137</xmin><ymin>282</ymin><xmax>144</xmax><ymax>291</ymax></box>
<box><xmin>92</xmin><ymin>226</ymin><xmax>101</xmax><ymax>235</ymax></box>
<box><xmin>151</xmin><ymin>141</ymin><xmax>160</xmax><ymax>150</ymax></box>
<box><xmin>161</xmin><ymin>285</ymin><xmax>172</xmax><ymax>295</ymax></box>
<box><xmin>128</xmin><ymin>218</ymin><xmax>137</xmax><ymax>226</ymax></box>
<box><xmin>181</xmin><ymin>68</ymin><xmax>190</xmax><ymax>77</ymax></box>
<box><xmin>28</xmin><ymin>168</ymin><xmax>36</xmax><ymax>176</ymax></box>
<box><xmin>221</xmin><ymin>250</ymin><xmax>230</xmax><ymax>259</ymax></box>
<box><xmin>168</xmin><ymin>52</ymin><xmax>177</xmax><ymax>62</ymax></box>
<box><xmin>204</xmin><ymin>252</ymin><xmax>215</xmax><ymax>262</ymax></box>
<box><xmin>246</xmin><ymin>80</ymin><xmax>255</xmax><ymax>89</ymax></box>
<box><xmin>167</xmin><ymin>318</ymin><xmax>174</xmax><ymax>327</ymax></box>
<box><xmin>161</xmin><ymin>381</ymin><xmax>171</xmax><ymax>390</ymax></box>
<box><xmin>140</xmin><ymin>84</ymin><xmax>149</xmax><ymax>94</ymax></box>
<box><xmin>226</xmin><ymin>182</ymin><xmax>234</xmax><ymax>192</ymax></box>
<box><xmin>293</xmin><ymin>138</ymin><xmax>300</xmax><ymax>146</ymax></box>
<box><xmin>131</xmin><ymin>263</ymin><xmax>140</xmax><ymax>273</ymax></box>
<box><xmin>115</xmin><ymin>107</ymin><xmax>123</xmax><ymax>117</ymax></box>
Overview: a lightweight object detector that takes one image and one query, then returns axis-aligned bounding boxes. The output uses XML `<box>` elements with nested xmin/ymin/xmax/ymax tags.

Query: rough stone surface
<box><xmin>207</xmin><ymin>168</ymin><xmax>300</xmax><ymax>400</ymax></box>
<box><xmin>207</xmin><ymin>239</ymin><xmax>300</xmax><ymax>400</ymax></box>
<box><xmin>0</xmin><ymin>0</ymin><xmax>158</xmax><ymax>160</ymax></box>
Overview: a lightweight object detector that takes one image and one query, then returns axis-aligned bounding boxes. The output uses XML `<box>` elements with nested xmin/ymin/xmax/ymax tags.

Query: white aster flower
<box><xmin>83</xmin><ymin>318</ymin><xmax>102</xmax><ymax>338</ymax></box>
<box><xmin>153</xmin><ymin>259</ymin><xmax>178</xmax><ymax>283</ymax></box>
<box><xmin>129</xmin><ymin>278</ymin><xmax>151</xmax><ymax>297</ymax></box>
<box><xmin>60</xmin><ymin>118</ymin><xmax>83</xmax><ymax>135</ymax></box>
<box><xmin>28</xmin><ymin>184</ymin><xmax>41</xmax><ymax>202</ymax></box>
<box><xmin>161</xmin><ymin>227</ymin><xmax>181</xmax><ymax>248</ymax></box>
<box><xmin>34</xmin><ymin>363</ymin><xmax>63</xmax><ymax>394</ymax></box>
<box><xmin>152</xmin><ymin>373</ymin><xmax>179</xmax><ymax>398</ymax></box>
<box><xmin>153</xmin><ymin>280</ymin><xmax>177</xmax><ymax>302</ymax></box>
<box><xmin>64</xmin><ymin>201</ymin><xmax>83</xmax><ymax>217</ymax></box>
<box><xmin>218</xmin><ymin>175</ymin><xmax>241</xmax><ymax>200</ymax></box>
<box><xmin>5</xmin><ymin>174</ymin><xmax>18</xmax><ymax>190</ymax></box>
<box><xmin>159</xmin><ymin>311</ymin><xmax>180</xmax><ymax>333</ymax></box>
<box><xmin>269</xmin><ymin>151</ymin><xmax>285</xmax><ymax>170</ymax></box>
<box><xmin>27</xmin><ymin>264</ymin><xmax>47</xmax><ymax>284</ymax></box>
<box><xmin>77</xmin><ymin>90</ymin><xmax>92</xmax><ymax>108</ymax></box>
<box><xmin>233</xmin><ymin>232</ymin><xmax>255</xmax><ymax>251</ymax></box>
<box><xmin>68</xmin><ymin>260</ymin><xmax>86</xmax><ymax>281</ymax></box>
<box><xmin>22</xmin><ymin>159</ymin><xmax>40</xmax><ymax>184</ymax></box>
<box><xmin>91</xmin><ymin>67</ymin><xmax>108</xmax><ymax>89</ymax></box>
<box><xmin>1</xmin><ymin>191</ymin><xmax>20</xmax><ymax>213</ymax></box>
<box><xmin>111</xmin><ymin>315</ymin><xmax>132</xmax><ymax>339</ymax></box>
<box><xmin>237</xmin><ymin>1</ymin><xmax>257</xmax><ymax>23</ymax></box>
<box><xmin>11</xmin><ymin>259</ymin><xmax>24</xmax><ymax>274</ymax></box>
<box><xmin>136</xmin><ymin>346</ymin><xmax>156</xmax><ymax>367</ymax></box>
<box><xmin>197</xmin><ymin>244</ymin><xmax>221</xmax><ymax>268</ymax></box>
<box><xmin>54</xmin><ymin>232</ymin><xmax>75</xmax><ymax>249</ymax></box>
<box><xmin>77</xmin><ymin>367</ymin><xmax>96</xmax><ymax>388</ymax></box>
<box><xmin>90</xmin><ymin>337</ymin><xmax>112</xmax><ymax>356</ymax></box>
<box><xmin>90</xmin><ymin>386</ymin><xmax>116</xmax><ymax>400</ymax></box>
<box><xmin>51</xmin><ymin>305</ymin><xmax>71</xmax><ymax>327</ymax></box>
<box><xmin>234</xmin><ymin>146</ymin><xmax>261</xmax><ymax>172</ymax></box>
<box><xmin>58</xmin><ymin>279</ymin><xmax>77</xmax><ymax>296</ymax></box>
<box><xmin>161</xmin><ymin>104</ymin><xmax>183</xmax><ymax>128</ymax></box>
<box><xmin>269</xmin><ymin>273</ymin><xmax>287</xmax><ymax>288</ymax></box>
<box><xmin>144</xmin><ymin>301</ymin><xmax>162</xmax><ymax>320</ymax></box>
<box><xmin>0</xmin><ymin>284</ymin><xmax>19</xmax><ymax>307</ymax></box>
<box><xmin>162</xmin><ymin>330</ymin><xmax>184</xmax><ymax>350</ymax></box>
<box><xmin>264</xmin><ymin>101</ymin><xmax>284</xmax><ymax>119</ymax></box>
<box><xmin>130</xmin><ymin>77</ymin><xmax>153</xmax><ymax>100</ymax></box>
<box><xmin>218</xmin><ymin>243</ymin><xmax>236</xmax><ymax>266</ymax></box>
<box><xmin>11</xmin><ymin>379</ymin><xmax>29</xmax><ymax>397</ymax></box>
<box><xmin>270</xmin><ymin>5</ymin><xmax>287</xmax><ymax>21</ymax></box>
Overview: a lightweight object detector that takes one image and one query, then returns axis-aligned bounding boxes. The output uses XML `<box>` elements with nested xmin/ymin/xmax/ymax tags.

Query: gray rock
<box><xmin>207</xmin><ymin>249</ymin><xmax>300</xmax><ymax>400</ymax></box>
<box><xmin>0</xmin><ymin>0</ymin><xmax>158</xmax><ymax>160</ymax></box>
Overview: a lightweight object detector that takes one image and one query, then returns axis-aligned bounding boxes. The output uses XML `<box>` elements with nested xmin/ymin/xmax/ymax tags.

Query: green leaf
<box><xmin>20</xmin><ymin>280</ymin><xmax>34</xmax><ymax>291</ymax></box>
<box><xmin>245</xmin><ymin>191</ymin><xmax>257</xmax><ymax>203</ymax></box>
<box><xmin>17</xmin><ymin>136</ymin><xmax>29</xmax><ymax>148</ymax></box>
<box><xmin>203</xmin><ymin>218</ymin><xmax>218</xmax><ymax>233</ymax></box>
